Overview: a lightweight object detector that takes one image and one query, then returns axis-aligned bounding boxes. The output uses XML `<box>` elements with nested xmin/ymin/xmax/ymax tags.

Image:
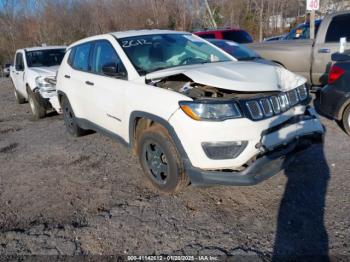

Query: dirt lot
<box><xmin>0</xmin><ymin>77</ymin><xmax>349</xmax><ymax>259</ymax></box>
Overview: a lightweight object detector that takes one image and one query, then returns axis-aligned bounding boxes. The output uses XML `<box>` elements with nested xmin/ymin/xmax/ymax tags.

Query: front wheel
<box><xmin>14</xmin><ymin>88</ymin><xmax>26</xmax><ymax>104</ymax></box>
<box><xmin>342</xmin><ymin>105</ymin><xmax>350</xmax><ymax>136</ymax></box>
<box><xmin>27</xmin><ymin>89</ymin><xmax>46</xmax><ymax>120</ymax></box>
<box><xmin>137</xmin><ymin>124</ymin><xmax>189</xmax><ymax>193</ymax></box>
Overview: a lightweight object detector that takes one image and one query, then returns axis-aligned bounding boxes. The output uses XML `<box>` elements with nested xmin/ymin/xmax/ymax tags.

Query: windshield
<box><xmin>118</xmin><ymin>34</ymin><xmax>232</xmax><ymax>75</ymax></box>
<box><xmin>209</xmin><ymin>40</ymin><xmax>260</xmax><ymax>60</ymax></box>
<box><xmin>25</xmin><ymin>49</ymin><xmax>65</xmax><ymax>67</ymax></box>
<box><xmin>284</xmin><ymin>22</ymin><xmax>320</xmax><ymax>40</ymax></box>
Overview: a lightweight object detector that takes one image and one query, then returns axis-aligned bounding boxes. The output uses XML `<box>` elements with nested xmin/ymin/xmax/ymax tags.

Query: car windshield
<box><xmin>209</xmin><ymin>40</ymin><xmax>260</xmax><ymax>61</ymax></box>
<box><xmin>118</xmin><ymin>34</ymin><xmax>232</xmax><ymax>75</ymax></box>
<box><xmin>25</xmin><ymin>49</ymin><xmax>65</xmax><ymax>67</ymax></box>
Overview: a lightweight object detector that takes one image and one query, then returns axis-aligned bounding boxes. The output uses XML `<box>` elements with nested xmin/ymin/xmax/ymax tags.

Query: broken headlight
<box><xmin>179</xmin><ymin>100</ymin><xmax>242</xmax><ymax>121</ymax></box>
<box><xmin>35</xmin><ymin>76</ymin><xmax>56</xmax><ymax>91</ymax></box>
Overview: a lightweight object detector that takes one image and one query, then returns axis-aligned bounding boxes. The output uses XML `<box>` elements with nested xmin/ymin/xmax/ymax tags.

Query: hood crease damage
<box><xmin>146</xmin><ymin>62</ymin><xmax>306</xmax><ymax>99</ymax></box>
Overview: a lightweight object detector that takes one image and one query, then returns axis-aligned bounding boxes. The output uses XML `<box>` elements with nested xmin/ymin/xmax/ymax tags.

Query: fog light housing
<box><xmin>202</xmin><ymin>141</ymin><xmax>248</xmax><ymax>160</ymax></box>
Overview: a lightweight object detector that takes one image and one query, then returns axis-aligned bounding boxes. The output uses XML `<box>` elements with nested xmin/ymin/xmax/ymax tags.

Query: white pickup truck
<box><xmin>10</xmin><ymin>46</ymin><xmax>66</xmax><ymax>119</ymax></box>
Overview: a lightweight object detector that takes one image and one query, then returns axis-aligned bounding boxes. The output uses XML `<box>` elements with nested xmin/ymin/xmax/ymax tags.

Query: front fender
<box><xmin>128</xmin><ymin>111</ymin><xmax>189</xmax><ymax>162</ymax></box>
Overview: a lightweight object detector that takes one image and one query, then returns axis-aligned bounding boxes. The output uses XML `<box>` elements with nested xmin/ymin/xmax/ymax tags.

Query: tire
<box><xmin>342</xmin><ymin>105</ymin><xmax>350</xmax><ymax>136</ymax></box>
<box><xmin>14</xmin><ymin>88</ymin><xmax>26</xmax><ymax>104</ymax></box>
<box><xmin>27</xmin><ymin>89</ymin><xmax>46</xmax><ymax>119</ymax></box>
<box><xmin>137</xmin><ymin>124</ymin><xmax>189</xmax><ymax>193</ymax></box>
<box><xmin>61</xmin><ymin>96</ymin><xmax>86</xmax><ymax>137</ymax></box>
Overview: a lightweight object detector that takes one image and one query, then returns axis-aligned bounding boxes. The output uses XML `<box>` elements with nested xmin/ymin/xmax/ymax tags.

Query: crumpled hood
<box><xmin>28</xmin><ymin>66</ymin><xmax>59</xmax><ymax>77</ymax></box>
<box><xmin>146</xmin><ymin>61</ymin><xmax>306</xmax><ymax>92</ymax></box>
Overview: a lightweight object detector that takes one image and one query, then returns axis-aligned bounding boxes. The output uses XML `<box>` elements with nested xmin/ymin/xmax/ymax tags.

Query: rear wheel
<box><xmin>342</xmin><ymin>105</ymin><xmax>350</xmax><ymax>136</ymax></box>
<box><xmin>61</xmin><ymin>96</ymin><xmax>86</xmax><ymax>137</ymax></box>
<box><xmin>137</xmin><ymin>124</ymin><xmax>189</xmax><ymax>193</ymax></box>
<box><xmin>27</xmin><ymin>89</ymin><xmax>46</xmax><ymax>120</ymax></box>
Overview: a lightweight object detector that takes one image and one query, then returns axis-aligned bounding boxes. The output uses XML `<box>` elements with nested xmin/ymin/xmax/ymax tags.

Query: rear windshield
<box><xmin>221</xmin><ymin>31</ymin><xmax>253</xmax><ymax>43</ymax></box>
<box><xmin>25</xmin><ymin>49</ymin><xmax>65</xmax><ymax>67</ymax></box>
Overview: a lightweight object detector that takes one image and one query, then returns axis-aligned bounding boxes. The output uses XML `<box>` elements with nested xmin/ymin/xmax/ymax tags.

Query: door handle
<box><xmin>85</xmin><ymin>81</ymin><xmax>94</xmax><ymax>86</ymax></box>
<box><xmin>318</xmin><ymin>48</ymin><xmax>331</xmax><ymax>54</ymax></box>
<box><xmin>64</xmin><ymin>75</ymin><xmax>70</xmax><ymax>79</ymax></box>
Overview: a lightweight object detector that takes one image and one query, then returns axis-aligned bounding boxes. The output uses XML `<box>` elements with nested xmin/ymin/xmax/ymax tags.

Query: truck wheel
<box><xmin>61</xmin><ymin>96</ymin><xmax>86</xmax><ymax>137</ymax></box>
<box><xmin>137</xmin><ymin>124</ymin><xmax>189</xmax><ymax>193</ymax></box>
<box><xmin>14</xmin><ymin>88</ymin><xmax>26</xmax><ymax>104</ymax></box>
<box><xmin>27</xmin><ymin>89</ymin><xmax>46</xmax><ymax>120</ymax></box>
<box><xmin>342</xmin><ymin>105</ymin><xmax>350</xmax><ymax>136</ymax></box>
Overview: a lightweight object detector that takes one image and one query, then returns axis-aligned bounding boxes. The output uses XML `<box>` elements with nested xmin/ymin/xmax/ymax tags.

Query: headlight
<box><xmin>35</xmin><ymin>76</ymin><xmax>55</xmax><ymax>90</ymax></box>
<box><xmin>179</xmin><ymin>100</ymin><xmax>242</xmax><ymax>121</ymax></box>
<box><xmin>297</xmin><ymin>84</ymin><xmax>309</xmax><ymax>101</ymax></box>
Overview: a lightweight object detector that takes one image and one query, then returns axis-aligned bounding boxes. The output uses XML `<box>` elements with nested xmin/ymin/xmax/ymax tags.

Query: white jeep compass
<box><xmin>56</xmin><ymin>30</ymin><xmax>324</xmax><ymax>193</ymax></box>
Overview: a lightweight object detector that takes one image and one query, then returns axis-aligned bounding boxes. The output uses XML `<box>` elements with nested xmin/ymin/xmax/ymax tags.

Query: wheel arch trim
<box><xmin>128</xmin><ymin>111</ymin><xmax>190</xmax><ymax>162</ymax></box>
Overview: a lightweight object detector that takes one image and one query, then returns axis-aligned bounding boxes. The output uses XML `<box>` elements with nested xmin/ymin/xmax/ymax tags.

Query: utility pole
<box><xmin>307</xmin><ymin>0</ymin><xmax>319</xmax><ymax>40</ymax></box>
<box><xmin>310</xmin><ymin>9</ymin><xmax>315</xmax><ymax>40</ymax></box>
<box><xmin>259</xmin><ymin>0</ymin><xmax>264</xmax><ymax>42</ymax></box>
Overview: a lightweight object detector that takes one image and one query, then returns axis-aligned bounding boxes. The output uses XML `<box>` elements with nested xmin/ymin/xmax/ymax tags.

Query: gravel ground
<box><xmin>0</xmin><ymin>78</ymin><xmax>349</xmax><ymax>260</ymax></box>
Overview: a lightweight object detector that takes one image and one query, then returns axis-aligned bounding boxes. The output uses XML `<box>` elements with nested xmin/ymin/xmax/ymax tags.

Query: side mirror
<box><xmin>102</xmin><ymin>63</ymin><xmax>127</xmax><ymax>78</ymax></box>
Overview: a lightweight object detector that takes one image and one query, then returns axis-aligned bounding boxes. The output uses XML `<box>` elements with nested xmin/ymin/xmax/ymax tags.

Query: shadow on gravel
<box><xmin>273</xmin><ymin>143</ymin><xmax>330</xmax><ymax>261</ymax></box>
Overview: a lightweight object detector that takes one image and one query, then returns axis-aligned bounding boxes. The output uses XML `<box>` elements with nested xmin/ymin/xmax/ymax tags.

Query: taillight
<box><xmin>328</xmin><ymin>65</ymin><xmax>345</xmax><ymax>85</ymax></box>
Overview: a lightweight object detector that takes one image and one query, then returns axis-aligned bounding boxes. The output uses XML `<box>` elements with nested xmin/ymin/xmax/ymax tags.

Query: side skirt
<box><xmin>75</xmin><ymin>117</ymin><xmax>130</xmax><ymax>148</ymax></box>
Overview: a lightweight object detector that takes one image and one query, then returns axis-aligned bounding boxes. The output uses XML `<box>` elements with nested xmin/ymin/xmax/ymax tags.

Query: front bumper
<box><xmin>169</xmin><ymin>104</ymin><xmax>324</xmax><ymax>186</ymax></box>
<box><xmin>33</xmin><ymin>87</ymin><xmax>61</xmax><ymax>113</ymax></box>
<box><xmin>185</xmin><ymin>133</ymin><xmax>323</xmax><ymax>186</ymax></box>
<box><xmin>169</xmin><ymin>105</ymin><xmax>324</xmax><ymax>170</ymax></box>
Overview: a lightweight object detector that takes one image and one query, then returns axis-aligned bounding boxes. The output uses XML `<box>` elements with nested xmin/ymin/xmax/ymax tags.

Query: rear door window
<box><xmin>72</xmin><ymin>43</ymin><xmax>92</xmax><ymax>71</ymax></box>
<box><xmin>326</xmin><ymin>14</ymin><xmax>350</xmax><ymax>42</ymax></box>
<box><xmin>197</xmin><ymin>33</ymin><xmax>216</xmax><ymax>39</ymax></box>
<box><xmin>221</xmin><ymin>31</ymin><xmax>253</xmax><ymax>43</ymax></box>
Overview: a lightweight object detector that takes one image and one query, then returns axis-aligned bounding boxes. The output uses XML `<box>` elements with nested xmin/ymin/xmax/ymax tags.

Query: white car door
<box><xmin>86</xmin><ymin>40</ymin><xmax>127</xmax><ymax>137</ymax></box>
<box><xmin>65</xmin><ymin>42</ymin><xmax>95</xmax><ymax>119</ymax></box>
<box><xmin>12</xmin><ymin>52</ymin><xmax>27</xmax><ymax>98</ymax></box>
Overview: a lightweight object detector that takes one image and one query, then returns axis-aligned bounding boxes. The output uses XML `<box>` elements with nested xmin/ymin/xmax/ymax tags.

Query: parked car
<box><xmin>10</xmin><ymin>46</ymin><xmax>66</xmax><ymax>119</ymax></box>
<box><xmin>3</xmin><ymin>63</ymin><xmax>12</xmax><ymax>77</ymax></box>
<box><xmin>263</xmin><ymin>35</ymin><xmax>286</xmax><ymax>42</ymax></box>
<box><xmin>248</xmin><ymin>11</ymin><xmax>350</xmax><ymax>86</ymax></box>
<box><xmin>56</xmin><ymin>30</ymin><xmax>324</xmax><ymax>193</ymax></box>
<box><xmin>194</xmin><ymin>28</ymin><xmax>253</xmax><ymax>43</ymax></box>
<box><xmin>207</xmin><ymin>38</ymin><xmax>275</xmax><ymax>65</ymax></box>
<box><xmin>319</xmin><ymin>51</ymin><xmax>350</xmax><ymax>135</ymax></box>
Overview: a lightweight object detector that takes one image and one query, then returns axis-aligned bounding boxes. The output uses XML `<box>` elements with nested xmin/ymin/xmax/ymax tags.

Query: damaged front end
<box><xmin>34</xmin><ymin>76</ymin><xmax>61</xmax><ymax>113</ymax></box>
<box><xmin>147</xmin><ymin>72</ymin><xmax>310</xmax><ymax>122</ymax></box>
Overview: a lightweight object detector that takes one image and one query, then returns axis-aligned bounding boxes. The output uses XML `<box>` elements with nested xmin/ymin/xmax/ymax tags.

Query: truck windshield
<box><xmin>284</xmin><ymin>22</ymin><xmax>321</xmax><ymax>40</ymax></box>
<box><xmin>25</xmin><ymin>49</ymin><xmax>65</xmax><ymax>67</ymax></box>
<box><xmin>118</xmin><ymin>34</ymin><xmax>232</xmax><ymax>75</ymax></box>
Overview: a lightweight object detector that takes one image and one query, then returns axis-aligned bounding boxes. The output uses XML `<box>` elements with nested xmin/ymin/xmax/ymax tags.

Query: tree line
<box><xmin>0</xmin><ymin>0</ymin><xmax>348</xmax><ymax>66</ymax></box>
